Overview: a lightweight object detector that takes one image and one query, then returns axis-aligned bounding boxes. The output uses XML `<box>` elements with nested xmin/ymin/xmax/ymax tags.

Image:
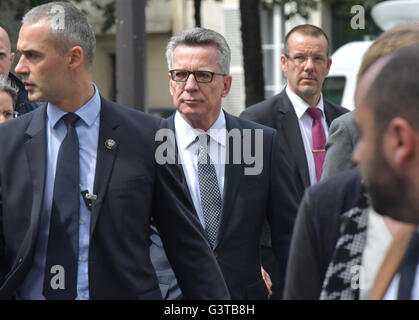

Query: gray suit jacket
<box><xmin>321</xmin><ymin>111</ymin><xmax>359</xmax><ymax>180</ymax></box>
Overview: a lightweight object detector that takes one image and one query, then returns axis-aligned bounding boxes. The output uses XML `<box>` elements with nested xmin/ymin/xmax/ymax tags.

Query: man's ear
<box><xmin>9</xmin><ymin>52</ymin><xmax>15</xmax><ymax>66</ymax></box>
<box><xmin>280</xmin><ymin>54</ymin><xmax>287</xmax><ymax>73</ymax></box>
<box><xmin>169</xmin><ymin>73</ymin><xmax>174</xmax><ymax>96</ymax></box>
<box><xmin>221</xmin><ymin>75</ymin><xmax>232</xmax><ymax>98</ymax></box>
<box><xmin>68</xmin><ymin>46</ymin><xmax>84</xmax><ymax>70</ymax></box>
<box><xmin>384</xmin><ymin>117</ymin><xmax>416</xmax><ymax>168</ymax></box>
<box><xmin>325</xmin><ymin>57</ymin><xmax>332</xmax><ymax>76</ymax></box>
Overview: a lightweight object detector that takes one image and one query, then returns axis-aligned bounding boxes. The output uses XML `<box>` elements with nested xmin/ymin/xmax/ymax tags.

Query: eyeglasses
<box><xmin>1</xmin><ymin>110</ymin><xmax>18</xmax><ymax>119</ymax></box>
<box><xmin>285</xmin><ymin>54</ymin><xmax>328</xmax><ymax>66</ymax></box>
<box><xmin>169</xmin><ymin>69</ymin><xmax>227</xmax><ymax>83</ymax></box>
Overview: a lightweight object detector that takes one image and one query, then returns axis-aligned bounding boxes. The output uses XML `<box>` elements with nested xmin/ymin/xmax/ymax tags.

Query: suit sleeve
<box><xmin>0</xmin><ymin>181</ymin><xmax>5</xmax><ymax>284</ymax></box>
<box><xmin>283</xmin><ymin>190</ymin><xmax>324</xmax><ymax>299</ymax></box>
<box><xmin>321</xmin><ymin>114</ymin><xmax>357</xmax><ymax>180</ymax></box>
<box><xmin>267</xmin><ymin>131</ymin><xmax>299</xmax><ymax>285</ymax></box>
<box><xmin>152</xmin><ymin>149</ymin><xmax>230</xmax><ymax>300</ymax></box>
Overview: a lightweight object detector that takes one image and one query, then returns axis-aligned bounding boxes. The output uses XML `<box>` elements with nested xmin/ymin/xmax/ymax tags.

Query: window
<box><xmin>322</xmin><ymin>76</ymin><xmax>346</xmax><ymax>105</ymax></box>
<box><xmin>260</xmin><ymin>5</ymin><xmax>285</xmax><ymax>98</ymax></box>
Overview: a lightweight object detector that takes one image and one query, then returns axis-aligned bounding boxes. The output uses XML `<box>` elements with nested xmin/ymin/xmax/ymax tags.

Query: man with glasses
<box><xmin>241</xmin><ymin>24</ymin><xmax>348</xmax><ymax>299</ymax></box>
<box><xmin>150</xmin><ymin>27</ymin><xmax>298</xmax><ymax>300</ymax></box>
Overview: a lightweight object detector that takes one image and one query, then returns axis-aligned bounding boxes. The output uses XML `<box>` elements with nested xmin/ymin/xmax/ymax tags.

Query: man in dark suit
<box><xmin>150</xmin><ymin>27</ymin><xmax>299</xmax><ymax>300</ymax></box>
<box><xmin>240</xmin><ymin>24</ymin><xmax>348</xmax><ymax>298</ymax></box>
<box><xmin>0</xmin><ymin>2</ymin><xmax>229</xmax><ymax>300</ymax></box>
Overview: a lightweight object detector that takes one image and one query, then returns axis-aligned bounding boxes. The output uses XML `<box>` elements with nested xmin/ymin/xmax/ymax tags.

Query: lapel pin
<box><xmin>105</xmin><ymin>139</ymin><xmax>117</xmax><ymax>150</ymax></box>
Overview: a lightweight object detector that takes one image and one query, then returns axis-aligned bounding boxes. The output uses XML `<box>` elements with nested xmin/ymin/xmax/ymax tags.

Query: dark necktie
<box><xmin>306</xmin><ymin>107</ymin><xmax>326</xmax><ymax>181</ymax></box>
<box><xmin>43</xmin><ymin>113</ymin><xmax>80</xmax><ymax>300</ymax></box>
<box><xmin>397</xmin><ymin>232</ymin><xmax>419</xmax><ymax>299</ymax></box>
<box><xmin>196</xmin><ymin>134</ymin><xmax>222</xmax><ymax>249</ymax></box>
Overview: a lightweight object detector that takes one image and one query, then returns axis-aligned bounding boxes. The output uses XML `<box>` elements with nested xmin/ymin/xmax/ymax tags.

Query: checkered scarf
<box><xmin>320</xmin><ymin>188</ymin><xmax>369</xmax><ymax>300</ymax></box>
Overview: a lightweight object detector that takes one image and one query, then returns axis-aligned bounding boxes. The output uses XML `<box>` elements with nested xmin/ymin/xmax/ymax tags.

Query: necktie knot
<box><xmin>196</xmin><ymin>134</ymin><xmax>211</xmax><ymax>162</ymax></box>
<box><xmin>306</xmin><ymin>107</ymin><xmax>323</xmax><ymax>121</ymax></box>
<box><xmin>62</xmin><ymin>113</ymin><xmax>80</xmax><ymax>127</ymax></box>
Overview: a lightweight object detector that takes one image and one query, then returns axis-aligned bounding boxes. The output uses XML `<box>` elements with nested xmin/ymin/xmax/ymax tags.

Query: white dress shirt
<box><xmin>359</xmin><ymin>208</ymin><xmax>393</xmax><ymax>300</ymax></box>
<box><xmin>286</xmin><ymin>86</ymin><xmax>329</xmax><ymax>185</ymax></box>
<box><xmin>174</xmin><ymin>110</ymin><xmax>226</xmax><ymax>229</ymax></box>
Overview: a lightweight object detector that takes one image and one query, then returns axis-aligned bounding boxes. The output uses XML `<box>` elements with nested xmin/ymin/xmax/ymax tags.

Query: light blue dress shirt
<box><xmin>16</xmin><ymin>85</ymin><xmax>100</xmax><ymax>300</ymax></box>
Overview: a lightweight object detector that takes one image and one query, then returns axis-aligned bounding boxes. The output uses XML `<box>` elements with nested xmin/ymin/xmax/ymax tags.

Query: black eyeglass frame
<box><xmin>169</xmin><ymin>69</ymin><xmax>227</xmax><ymax>83</ymax></box>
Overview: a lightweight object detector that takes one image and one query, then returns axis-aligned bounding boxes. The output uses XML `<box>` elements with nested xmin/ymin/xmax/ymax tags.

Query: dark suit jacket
<box><xmin>283</xmin><ymin>167</ymin><xmax>362</xmax><ymax>299</ymax></box>
<box><xmin>0</xmin><ymin>97</ymin><xmax>229</xmax><ymax>300</ymax></box>
<box><xmin>240</xmin><ymin>89</ymin><xmax>349</xmax><ymax>200</ymax></box>
<box><xmin>150</xmin><ymin>111</ymin><xmax>299</xmax><ymax>299</ymax></box>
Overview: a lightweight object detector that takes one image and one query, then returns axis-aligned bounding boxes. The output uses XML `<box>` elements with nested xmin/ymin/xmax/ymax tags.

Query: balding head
<box><xmin>355</xmin><ymin>54</ymin><xmax>392</xmax><ymax>114</ymax></box>
<box><xmin>353</xmin><ymin>46</ymin><xmax>419</xmax><ymax>224</ymax></box>
<box><xmin>0</xmin><ymin>26</ymin><xmax>15</xmax><ymax>78</ymax></box>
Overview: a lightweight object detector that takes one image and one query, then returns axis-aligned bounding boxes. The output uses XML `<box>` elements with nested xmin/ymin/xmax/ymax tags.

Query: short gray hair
<box><xmin>166</xmin><ymin>27</ymin><xmax>231</xmax><ymax>74</ymax></box>
<box><xmin>22</xmin><ymin>1</ymin><xmax>96</xmax><ymax>65</ymax></box>
<box><xmin>0</xmin><ymin>75</ymin><xmax>18</xmax><ymax>106</ymax></box>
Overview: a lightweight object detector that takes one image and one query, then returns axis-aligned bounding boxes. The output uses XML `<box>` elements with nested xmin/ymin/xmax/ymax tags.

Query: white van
<box><xmin>322</xmin><ymin>41</ymin><xmax>373</xmax><ymax>111</ymax></box>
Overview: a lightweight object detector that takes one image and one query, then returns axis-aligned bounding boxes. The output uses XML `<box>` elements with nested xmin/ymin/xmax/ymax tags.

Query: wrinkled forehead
<box><xmin>287</xmin><ymin>32</ymin><xmax>329</xmax><ymax>55</ymax></box>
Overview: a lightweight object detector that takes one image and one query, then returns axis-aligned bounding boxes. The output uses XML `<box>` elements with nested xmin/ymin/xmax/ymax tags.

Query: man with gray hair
<box><xmin>0</xmin><ymin>26</ymin><xmax>38</xmax><ymax>116</ymax></box>
<box><xmin>150</xmin><ymin>27</ymin><xmax>298</xmax><ymax>299</ymax></box>
<box><xmin>0</xmin><ymin>2</ymin><xmax>229</xmax><ymax>300</ymax></box>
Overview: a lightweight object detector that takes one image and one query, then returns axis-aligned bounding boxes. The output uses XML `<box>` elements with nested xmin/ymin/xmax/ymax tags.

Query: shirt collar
<box><xmin>47</xmin><ymin>84</ymin><xmax>101</xmax><ymax>128</ymax></box>
<box><xmin>174</xmin><ymin>109</ymin><xmax>226</xmax><ymax>151</ymax></box>
<box><xmin>286</xmin><ymin>86</ymin><xmax>325</xmax><ymax>119</ymax></box>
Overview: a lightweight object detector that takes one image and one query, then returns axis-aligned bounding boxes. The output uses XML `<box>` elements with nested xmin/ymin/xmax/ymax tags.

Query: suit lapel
<box><xmin>22</xmin><ymin>105</ymin><xmax>47</xmax><ymax>259</ymax></box>
<box><xmin>275</xmin><ymin>91</ymin><xmax>310</xmax><ymax>191</ymax></box>
<box><xmin>90</xmin><ymin>97</ymin><xmax>120</xmax><ymax>236</ymax></box>
<box><xmin>324</xmin><ymin>101</ymin><xmax>336</xmax><ymax>126</ymax></box>
<box><xmin>168</xmin><ymin>115</ymin><xmax>195</xmax><ymax>206</ymax></box>
<box><xmin>213</xmin><ymin>112</ymin><xmax>242</xmax><ymax>250</ymax></box>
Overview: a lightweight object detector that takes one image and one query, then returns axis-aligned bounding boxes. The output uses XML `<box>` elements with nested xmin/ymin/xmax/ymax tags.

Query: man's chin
<box><xmin>369</xmin><ymin>187</ymin><xmax>419</xmax><ymax>225</ymax></box>
<box><xmin>27</xmin><ymin>93</ymin><xmax>42</xmax><ymax>102</ymax></box>
<box><xmin>297</xmin><ymin>87</ymin><xmax>319</xmax><ymax>98</ymax></box>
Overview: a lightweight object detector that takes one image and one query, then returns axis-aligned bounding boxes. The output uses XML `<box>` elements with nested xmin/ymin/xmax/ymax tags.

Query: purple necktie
<box><xmin>306</xmin><ymin>107</ymin><xmax>326</xmax><ymax>182</ymax></box>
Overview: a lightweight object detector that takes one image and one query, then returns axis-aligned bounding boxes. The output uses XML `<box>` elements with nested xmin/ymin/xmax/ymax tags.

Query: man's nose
<box><xmin>303</xmin><ymin>57</ymin><xmax>315</xmax><ymax>71</ymax></box>
<box><xmin>184</xmin><ymin>73</ymin><xmax>199</xmax><ymax>90</ymax></box>
<box><xmin>15</xmin><ymin>56</ymin><xmax>27</xmax><ymax>75</ymax></box>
